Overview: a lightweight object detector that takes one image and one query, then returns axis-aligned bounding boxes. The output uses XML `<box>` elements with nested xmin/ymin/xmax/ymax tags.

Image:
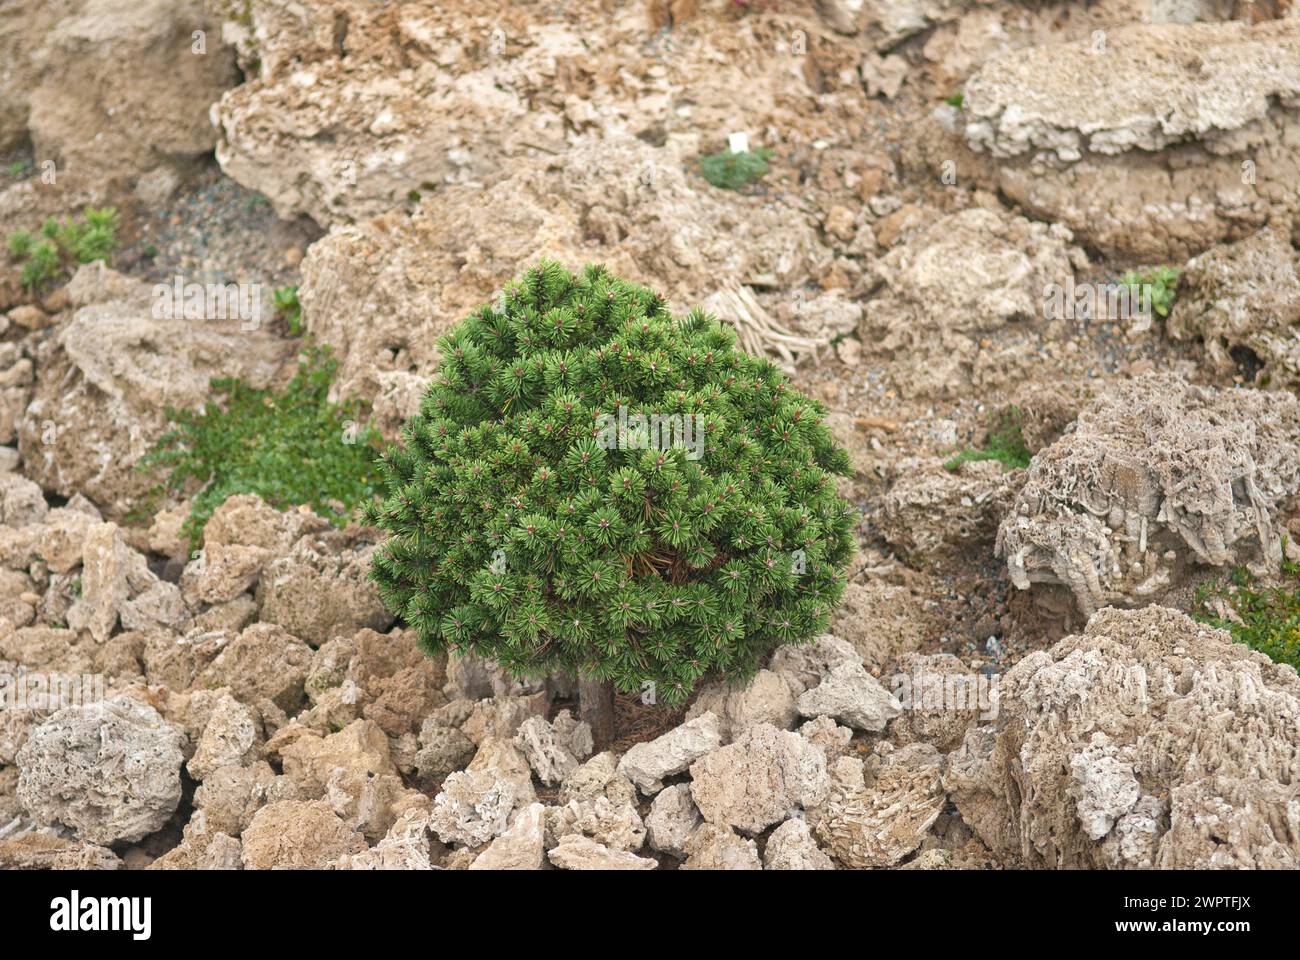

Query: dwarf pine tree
<box><xmin>365</xmin><ymin>262</ymin><xmax>856</xmax><ymax>711</ymax></box>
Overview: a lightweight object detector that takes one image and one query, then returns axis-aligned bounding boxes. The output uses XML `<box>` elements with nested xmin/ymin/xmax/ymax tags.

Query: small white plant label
<box><xmin>728</xmin><ymin>131</ymin><xmax>749</xmax><ymax>154</ymax></box>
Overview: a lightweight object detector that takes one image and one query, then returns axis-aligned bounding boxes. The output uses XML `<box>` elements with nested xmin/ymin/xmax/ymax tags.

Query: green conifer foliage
<box><xmin>365</xmin><ymin>262</ymin><xmax>856</xmax><ymax>706</ymax></box>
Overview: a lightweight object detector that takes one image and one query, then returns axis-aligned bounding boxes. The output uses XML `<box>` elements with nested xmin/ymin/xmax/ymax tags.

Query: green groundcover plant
<box><xmin>366</xmin><ymin>262</ymin><xmax>857</xmax><ymax>706</ymax></box>
<box><xmin>943</xmin><ymin>407</ymin><xmax>1031</xmax><ymax>472</ymax></box>
<box><xmin>140</xmin><ymin>347</ymin><xmax>383</xmax><ymax>549</ymax></box>
<box><xmin>1193</xmin><ymin>559</ymin><xmax>1300</xmax><ymax>672</ymax></box>
<box><xmin>7</xmin><ymin>207</ymin><xmax>119</xmax><ymax>291</ymax></box>
<box><xmin>698</xmin><ymin>147</ymin><xmax>773</xmax><ymax>190</ymax></box>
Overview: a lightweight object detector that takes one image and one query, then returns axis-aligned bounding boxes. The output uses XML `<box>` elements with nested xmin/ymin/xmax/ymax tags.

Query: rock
<box><xmin>888</xmin><ymin>653</ymin><xmax>992</xmax><ymax>754</ymax></box>
<box><xmin>946</xmin><ymin>606</ymin><xmax>1300</xmax><ymax>868</ymax></box>
<box><xmin>616</xmin><ymin>711</ymin><xmax>724</xmax><ymax>795</ymax></box>
<box><xmin>1168</xmin><ymin>227</ymin><xmax>1300</xmax><ymax>389</ymax></box>
<box><xmin>460</xmin><ymin>693</ymin><xmax>548</xmax><ymax>746</ymax></box>
<box><xmin>764</xmin><ymin>818</ymin><xmax>837</xmax><ymax>871</ymax></box>
<box><xmin>689</xmin><ymin>723</ymin><xmax>830</xmax><ymax>835</ymax></box>
<box><xmin>997</xmin><ymin>373</ymin><xmax>1300</xmax><ymax>617</ymax></box>
<box><xmin>514</xmin><ymin>711</ymin><xmax>591</xmax><ymax>786</ymax></box>
<box><xmin>16</xmin><ymin>695</ymin><xmax>187</xmax><ymax>844</ymax></box>
<box><xmin>547</xmin><ymin>796</ymin><xmax>646</xmax><ymax>853</ymax></box>
<box><xmin>149</xmin><ymin>829</ymin><xmax>243</xmax><ymax>870</ymax></box>
<box><xmin>547</xmin><ymin>835</ymin><xmax>657</xmax><ymax>871</ymax></box>
<box><xmin>470</xmin><ymin>803</ymin><xmax>547</xmax><ymax>870</ymax></box>
<box><xmin>877</xmin><ymin>460</ymin><xmax>1021</xmax><ymax>564</ymax></box>
<box><xmin>332</xmin><ymin>808</ymin><xmax>442</xmax><ymax>870</ymax></box>
<box><xmin>67</xmin><ymin>521</ymin><xmax>186</xmax><ymax>641</ymax></box>
<box><xmin>796</xmin><ymin>660</ymin><xmax>903</xmax><ymax>732</ymax></box>
<box><xmin>294</xmin><ymin>133</ymin><xmax>829</xmax><ymax>432</ymax></box>
<box><xmin>326</xmin><ymin>769</ymin><xmax>422</xmax><ymax>843</ymax></box>
<box><xmin>7</xmin><ymin>0</ymin><xmax>237</xmax><ymax>188</ymax></box>
<box><xmin>256</xmin><ymin>528</ymin><xmax>393</xmax><ymax>645</ymax></box>
<box><xmin>271</xmin><ymin>720</ymin><xmax>399</xmax><ymax>799</ymax></box>
<box><xmin>241</xmin><ymin>799</ymin><xmax>367</xmax><ymax>870</ymax></box>
<box><xmin>559</xmin><ymin>751</ymin><xmax>637</xmax><ymax>806</ymax></box>
<box><xmin>681</xmin><ymin>824</ymin><xmax>762</xmax><ymax>871</ymax></box>
<box><xmin>645</xmin><ymin>784</ymin><xmax>701</xmax><ymax>858</ymax></box>
<box><xmin>0</xmin><ymin>471</ymin><xmax>45</xmax><ymax>527</ymax></box>
<box><xmin>859</xmin><ymin>206</ymin><xmax>1083</xmax><ymax>399</ymax></box>
<box><xmin>195</xmin><ymin>623</ymin><xmax>313</xmax><ymax>713</ymax></box>
<box><xmin>809</xmin><ymin>743</ymin><xmax>946</xmax><ymax>868</ymax></box>
<box><xmin>798</xmin><ymin>715</ymin><xmax>854</xmax><ymax>760</ymax></box>
<box><xmin>769</xmin><ymin>634</ymin><xmax>862</xmax><ymax>697</ymax></box>
<box><xmin>465</xmin><ymin>736</ymin><xmax>537</xmax><ymax>803</ymax></box>
<box><xmin>429</xmin><ymin>769</ymin><xmax>528</xmax><ymax>847</ymax></box>
<box><xmin>684</xmin><ymin>669</ymin><xmax>798</xmax><ymax>743</ymax></box>
<box><xmin>19</xmin><ymin>268</ymin><xmax>291</xmax><ymax>518</ymax></box>
<box><xmin>414</xmin><ymin>720</ymin><xmax>477</xmax><ymax>790</ymax></box>
<box><xmin>0</xmin><ymin>833</ymin><xmax>122</xmax><ymax>870</ymax></box>
<box><xmin>192</xmin><ymin>762</ymin><xmax>294</xmax><ymax>837</ymax></box>
<box><xmin>958</xmin><ymin>20</ymin><xmax>1300</xmax><ymax>259</ymax></box>
<box><xmin>829</xmin><ymin>580</ymin><xmax>931</xmax><ymax>671</ymax></box>
<box><xmin>187</xmin><ymin>693</ymin><xmax>261</xmax><ymax>782</ymax></box>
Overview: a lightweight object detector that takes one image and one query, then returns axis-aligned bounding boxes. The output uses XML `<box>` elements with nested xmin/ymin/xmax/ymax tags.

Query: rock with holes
<box><xmin>16</xmin><ymin>695</ymin><xmax>187</xmax><ymax>844</ymax></box>
<box><xmin>996</xmin><ymin>373</ymin><xmax>1300</xmax><ymax>617</ymax></box>
<box><xmin>617</xmin><ymin>711</ymin><xmax>724</xmax><ymax>795</ymax></box>
<box><xmin>688</xmin><ymin>723</ymin><xmax>829</xmax><ymax>835</ymax></box>
<box><xmin>944</xmin><ymin>606</ymin><xmax>1300</xmax><ymax>868</ymax></box>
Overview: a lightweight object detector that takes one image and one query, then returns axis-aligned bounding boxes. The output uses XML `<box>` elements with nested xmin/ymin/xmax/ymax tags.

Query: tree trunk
<box><xmin>578</xmin><ymin>676</ymin><xmax>617</xmax><ymax>749</ymax></box>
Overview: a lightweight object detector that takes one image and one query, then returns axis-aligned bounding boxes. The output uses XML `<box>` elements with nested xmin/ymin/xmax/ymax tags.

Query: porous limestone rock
<box><xmin>514</xmin><ymin>711</ymin><xmax>592</xmax><ymax>786</ymax></box>
<box><xmin>470</xmin><ymin>803</ymin><xmax>547</xmax><ymax>871</ymax></box>
<box><xmin>684</xmin><ymin>669</ymin><xmax>798</xmax><ymax>744</ymax></box>
<box><xmin>996</xmin><ymin>373</ymin><xmax>1300</xmax><ymax>616</ymax></box>
<box><xmin>195</xmin><ymin>623</ymin><xmax>314</xmax><ymax>713</ymax></box>
<box><xmin>1168</xmin><ymin>227</ymin><xmax>1300</xmax><ymax>388</ymax></box>
<box><xmin>19</xmin><ymin>267</ymin><xmax>292</xmax><ymax>518</ymax></box>
<box><xmin>645</xmin><ymin>783</ymin><xmax>702</xmax><ymax>858</ymax></box>
<box><xmin>764</xmin><ymin>817</ymin><xmax>837</xmax><ymax>871</ymax></box>
<box><xmin>616</xmin><ymin>711</ymin><xmax>724</xmax><ymax>795</ymax></box>
<box><xmin>149</xmin><ymin>828</ymin><xmax>243</xmax><ymax>871</ymax></box>
<box><xmin>17</xmin><ymin>695</ymin><xmax>187</xmax><ymax>844</ymax></box>
<box><xmin>546</xmin><ymin>795</ymin><xmax>646</xmax><ymax>853</ymax></box>
<box><xmin>888</xmin><ymin>652</ymin><xmax>993</xmax><ymax>754</ymax></box>
<box><xmin>808</xmin><ymin>743</ymin><xmax>946</xmax><ymax>868</ymax></box>
<box><xmin>0</xmin><ymin>833</ymin><xmax>122</xmax><ymax>870</ymax></box>
<box><xmin>187</xmin><ymin>693</ymin><xmax>261</xmax><ymax>782</ymax></box>
<box><xmin>428</xmin><ymin>769</ymin><xmax>527</xmax><ymax>847</ymax></box>
<box><xmin>877</xmin><ymin>459</ymin><xmax>1021</xmax><ymax>564</ymax></box>
<box><xmin>769</xmin><ymin>634</ymin><xmax>862</xmax><ymax>698</ymax></box>
<box><xmin>688</xmin><ymin>723</ymin><xmax>830</xmax><ymax>835</ymax></box>
<box><xmin>858</xmin><ymin>206</ymin><xmax>1084</xmax><ymax>399</ymax></box>
<box><xmin>958</xmin><ymin>20</ymin><xmax>1300</xmax><ymax>259</ymax></box>
<box><xmin>256</xmin><ymin>528</ymin><xmax>393</xmax><ymax>645</ymax></box>
<box><xmin>680</xmin><ymin>823</ymin><xmax>762</xmax><ymax>870</ymax></box>
<box><xmin>559</xmin><ymin>751</ymin><xmax>638</xmax><ymax>807</ymax></box>
<box><xmin>944</xmin><ymin>606</ymin><xmax>1300</xmax><ymax>869</ymax></box>
<box><xmin>265</xmin><ymin>721</ymin><xmax>394</xmax><ymax>805</ymax></box>
<box><xmin>796</xmin><ymin>660</ymin><xmax>903</xmax><ymax>732</ymax></box>
<box><xmin>332</xmin><ymin>808</ymin><xmax>443</xmax><ymax>870</ymax></box>
<box><xmin>547</xmin><ymin>834</ymin><xmax>657</xmax><ymax>870</ymax></box>
<box><xmin>414</xmin><ymin>720</ymin><xmax>477</xmax><ymax>790</ymax></box>
<box><xmin>241</xmin><ymin>799</ymin><xmax>367</xmax><ymax>869</ymax></box>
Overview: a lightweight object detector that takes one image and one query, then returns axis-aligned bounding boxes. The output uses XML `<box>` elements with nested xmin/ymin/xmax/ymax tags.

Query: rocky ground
<box><xmin>1</xmin><ymin>0</ymin><xmax>1299</xmax><ymax>870</ymax></box>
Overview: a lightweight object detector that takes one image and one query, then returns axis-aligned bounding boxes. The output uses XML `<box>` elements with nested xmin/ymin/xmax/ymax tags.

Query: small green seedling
<box><xmin>1119</xmin><ymin>266</ymin><xmax>1179</xmax><ymax>319</ymax></box>
<box><xmin>699</xmin><ymin>147</ymin><xmax>773</xmax><ymax>191</ymax></box>
<box><xmin>944</xmin><ymin>408</ymin><xmax>1032</xmax><ymax>472</ymax></box>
